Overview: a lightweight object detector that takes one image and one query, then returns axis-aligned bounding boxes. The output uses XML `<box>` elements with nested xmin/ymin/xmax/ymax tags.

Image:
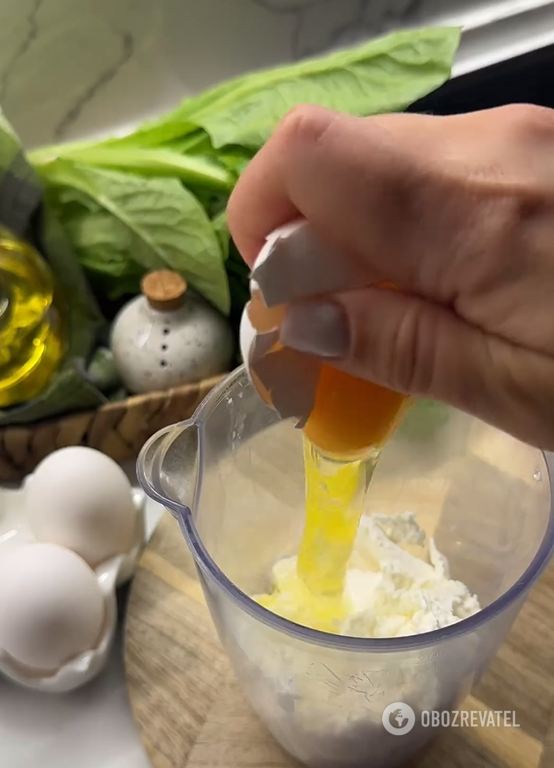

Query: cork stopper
<box><xmin>141</xmin><ymin>270</ymin><xmax>187</xmax><ymax>311</ymax></box>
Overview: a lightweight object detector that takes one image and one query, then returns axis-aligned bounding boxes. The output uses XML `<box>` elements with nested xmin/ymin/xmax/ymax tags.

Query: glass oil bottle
<box><xmin>0</xmin><ymin>228</ymin><xmax>63</xmax><ymax>408</ymax></box>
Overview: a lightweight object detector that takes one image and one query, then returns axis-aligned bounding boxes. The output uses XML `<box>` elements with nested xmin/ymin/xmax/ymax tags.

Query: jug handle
<box><xmin>136</xmin><ymin>420</ymin><xmax>199</xmax><ymax>520</ymax></box>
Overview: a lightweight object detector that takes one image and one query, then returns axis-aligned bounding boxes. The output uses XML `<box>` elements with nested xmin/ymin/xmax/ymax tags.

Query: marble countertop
<box><xmin>1</xmin><ymin>0</ymin><xmax>554</xmax><ymax>149</ymax></box>
<box><xmin>0</xmin><ymin>624</ymin><xmax>151</xmax><ymax>768</ymax></box>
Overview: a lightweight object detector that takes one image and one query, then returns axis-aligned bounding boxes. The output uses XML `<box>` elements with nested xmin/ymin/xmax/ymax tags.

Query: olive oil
<box><xmin>0</xmin><ymin>230</ymin><xmax>63</xmax><ymax>408</ymax></box>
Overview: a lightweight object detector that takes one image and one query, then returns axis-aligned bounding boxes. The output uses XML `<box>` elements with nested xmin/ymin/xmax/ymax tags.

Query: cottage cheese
<box><xmin>254</xmin><ymin>512</ymin><xmax>481</xmax><ymax>637</ymax></box>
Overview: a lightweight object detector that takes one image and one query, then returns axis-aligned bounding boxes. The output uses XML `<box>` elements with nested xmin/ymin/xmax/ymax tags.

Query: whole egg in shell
<box><xmin>0</xmin><ymin>543</ymin><xmax>105</xmax><ymax>673</ymax></box>
<box><xmin>26</xmin><ymin>447</ymin><xmax>137</xmax><ymax>567</ymax></box>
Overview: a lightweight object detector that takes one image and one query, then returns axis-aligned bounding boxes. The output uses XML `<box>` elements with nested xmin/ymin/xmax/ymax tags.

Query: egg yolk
<box><xmin>303</xmin><ymin>365</ymin><xmax>408</xmax><ymax>458</ymax></box>
<box><xmin>298</xmin><ymin>437</ymin><xmax>371</xmax><ymax>595</ymax></box>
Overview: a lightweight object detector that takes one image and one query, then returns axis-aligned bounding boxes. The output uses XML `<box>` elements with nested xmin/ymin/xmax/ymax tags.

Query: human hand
<box><xmin>228</xmin><ymin>104</ymin><xmax>554</xmax><ymax>450</ymax></box>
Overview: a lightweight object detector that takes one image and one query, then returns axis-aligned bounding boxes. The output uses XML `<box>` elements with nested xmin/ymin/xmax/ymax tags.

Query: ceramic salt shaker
<box><xmin>110</xmin><ymin>271</ymin><xmax>234</xmax><ymax>394</ymax></box>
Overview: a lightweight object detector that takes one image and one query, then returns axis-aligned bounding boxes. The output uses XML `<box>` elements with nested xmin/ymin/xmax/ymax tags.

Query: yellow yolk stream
<box><xmin>298</xmin><ymin>438</ymin><xmax>376</xmax><ymax>595</ymax></box>
<box><xmin>255</xmin><ymin>437</ymin><xmax>381</xmax><ymax>633</ymax></box>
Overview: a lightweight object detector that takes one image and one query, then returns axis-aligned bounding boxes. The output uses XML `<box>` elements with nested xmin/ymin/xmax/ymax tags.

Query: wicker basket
<box><xmin>0</xmin><ymin>374</ymin><xmax>226</xmax><ymax>484</ymax></box>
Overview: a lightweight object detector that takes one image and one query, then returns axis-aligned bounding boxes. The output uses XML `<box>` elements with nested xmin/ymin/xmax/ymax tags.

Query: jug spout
<box><xmin>137</xmin><ymin>420</ymin><xmax>199</xmax><ymax>519</ymax></box>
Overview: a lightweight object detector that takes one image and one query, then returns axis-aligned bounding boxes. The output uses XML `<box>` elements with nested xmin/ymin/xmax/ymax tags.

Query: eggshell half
<box><xmin>241</xmin><ymin>220</ymin><xmax>369</xmax><ymax>428</ymax></box>
<box><xmin>240</xmin><ymin>291</ymin><xmax>320</xmax><ymax>427</ymax></box>
<box><xmin>250</xmin><ymin>219</ymin><xmax>370</xmax><ymax>307</ymax></box>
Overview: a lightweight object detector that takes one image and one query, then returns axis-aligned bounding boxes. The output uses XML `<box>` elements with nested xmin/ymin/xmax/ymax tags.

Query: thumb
<box><xmin>280</xmin><ymin>287</ymin><xmax>505</xmax><ymax>426</ymax></box>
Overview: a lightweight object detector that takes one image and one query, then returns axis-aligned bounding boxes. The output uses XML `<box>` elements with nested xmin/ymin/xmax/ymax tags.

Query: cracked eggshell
<box><xmin>240</xmin><ymin>287</ymin><xmax>321</xmax><ymax>428</ymax></box>
<box><xmin>25</xmin><ymin>447</ymin><xmax>139</xmax><ymax>569</ymax></box>
<box><xmin>249</xmin><ymin>219</ymin><xmax>369</xmax><ymax>308</ymax></box>
<box><xmin>240</xmin><ymin>220</ymin><xmax>369</xmax><ymax>428</ymax></box>
<box><xmin>0</xmin><ymin>543</ymin><xmax>120</xmax><ymax>692</ymax></box>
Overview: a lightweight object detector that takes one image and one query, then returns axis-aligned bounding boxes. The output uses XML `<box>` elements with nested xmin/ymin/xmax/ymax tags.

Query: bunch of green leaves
<box><xmin>30</xmin><ymin>26</ymin><xmax>461</xmax><ymax>325</ymax></box>
<box><xmin>0</xmin><ymin>25</ymin><xmax>461</xmax><ymax>426</ymax></box>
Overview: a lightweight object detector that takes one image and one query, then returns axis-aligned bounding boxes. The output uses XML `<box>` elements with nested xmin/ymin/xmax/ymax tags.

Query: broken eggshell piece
<box><xmin>240</xmin><ymin>287</ymin><xmax>320</xmax><ymax>428</ymax></box>
<box><xmin>240</xmin><ymin>220</ymin><xmax>370</xmax><ymax>428</ymax></box>
<box><xmin>249</xmin><ymin>219</ymin><xmax>370</xmax><ymax>308</ymax></box>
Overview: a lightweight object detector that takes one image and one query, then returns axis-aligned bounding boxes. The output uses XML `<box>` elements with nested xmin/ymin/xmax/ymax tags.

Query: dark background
<box><xmin>409</xmin><ymin>43</ymin><xmax>554</xmax><ymax>114</ymax></box>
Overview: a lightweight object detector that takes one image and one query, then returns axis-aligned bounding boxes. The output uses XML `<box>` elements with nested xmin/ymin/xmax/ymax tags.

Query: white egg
<box><xmin>0</xmin><ymin>544</ymin><xmax>105</xmax><ymax>673</ymax></box>
<box><xmin>26</xmin><ymin>447</ymin><xmax>137</xmax><ymax>567</ymax></box>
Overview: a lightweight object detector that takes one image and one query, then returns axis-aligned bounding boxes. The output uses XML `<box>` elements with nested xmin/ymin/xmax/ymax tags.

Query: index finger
<box><xmin>226</xmin><ymin>105</ymin><xmax>436</xmax><ymax>283</ymax></box>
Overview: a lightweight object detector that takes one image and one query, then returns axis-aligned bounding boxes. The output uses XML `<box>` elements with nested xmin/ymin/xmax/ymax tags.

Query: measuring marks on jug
<box><xmin>304</xmin><ymin>650</ymin><xmax>447</xmax><ymax>711</ymax></box>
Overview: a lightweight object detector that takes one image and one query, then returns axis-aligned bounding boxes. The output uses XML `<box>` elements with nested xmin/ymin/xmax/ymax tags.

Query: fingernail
<box><xmin>280</xmin><ymin>301</ymin><xmax>349</xmax><ymax>359</ymax></box>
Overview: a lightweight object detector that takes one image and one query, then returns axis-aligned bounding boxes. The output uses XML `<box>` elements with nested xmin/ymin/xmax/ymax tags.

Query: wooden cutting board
<box><xmin>124</xmin><ymin>510</ymin><xmax>554</xmax><ymax>768</ymax></box>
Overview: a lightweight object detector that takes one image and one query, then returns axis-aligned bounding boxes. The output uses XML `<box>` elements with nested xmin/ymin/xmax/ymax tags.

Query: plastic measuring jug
<box><xmin>137</xmin><ymin>366</ymin><xmax>554</xmax><ymax>768</ymax></box>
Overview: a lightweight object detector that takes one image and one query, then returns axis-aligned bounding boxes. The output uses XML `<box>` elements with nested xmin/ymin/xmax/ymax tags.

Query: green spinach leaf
<box><xmin>36</xmin><ymin>147</ymin><xmax>235</xmax><ymax>192</ymax></box>
<box><xmin>42</xmin><ymin>160</ymin><xmax>230</xmax><ymax>314</ymax></box>
<box><xmin>38</xmin><ymin>206</ymin><xmax>105</xmax><ymax>359</ymax></box>
<box><xmin>87</xmin><ymin>26</ymin><xmax>460</xmax><ymax>151</ymax></box>
<box><xmin>212</xmin><ymin>210</ymin><xmax>230</xmax><ymax>261</ymax></box>
<box><xmin>195</xmin><ymin>27</ymin><xmax>461</xmax><ymax>148</ymax></box>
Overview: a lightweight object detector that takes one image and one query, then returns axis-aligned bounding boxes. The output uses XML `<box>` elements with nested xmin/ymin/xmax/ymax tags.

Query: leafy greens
<box><xmin>0</xmin><ymin>25</ymin><xmax>460</xmax><ymax>425</ymax></box>
<box><xmin>41</xmin><ymin>160</ymin><xmax>230</xmax><ymax>312</ymax></box>
<box><xmin>30</xmin><ymin>25</ymin><xmax>460</xmax><ymax>323</ymax></box>
<box><xmin>39</xmin><ymin>26</ymin><xmax>460</xmax><ymax>153</ymax></box>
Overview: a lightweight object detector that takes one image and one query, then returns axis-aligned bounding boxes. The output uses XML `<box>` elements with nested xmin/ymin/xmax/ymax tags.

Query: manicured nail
<box><xmin>280</xmin><ymin>301</ymin><xmax>349</xmax><ymax>359</ymax></box>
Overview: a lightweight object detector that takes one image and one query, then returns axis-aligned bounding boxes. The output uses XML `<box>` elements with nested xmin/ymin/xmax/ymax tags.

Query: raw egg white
<box><xmin>0</xmin><ymin>544</ymin><xmax>105</xmax><ymax>673</ymax></box>
<box><xmin>26</xmin><ymin>447</ymin><xmax>137</xmax><ymax>567</ymax></box>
